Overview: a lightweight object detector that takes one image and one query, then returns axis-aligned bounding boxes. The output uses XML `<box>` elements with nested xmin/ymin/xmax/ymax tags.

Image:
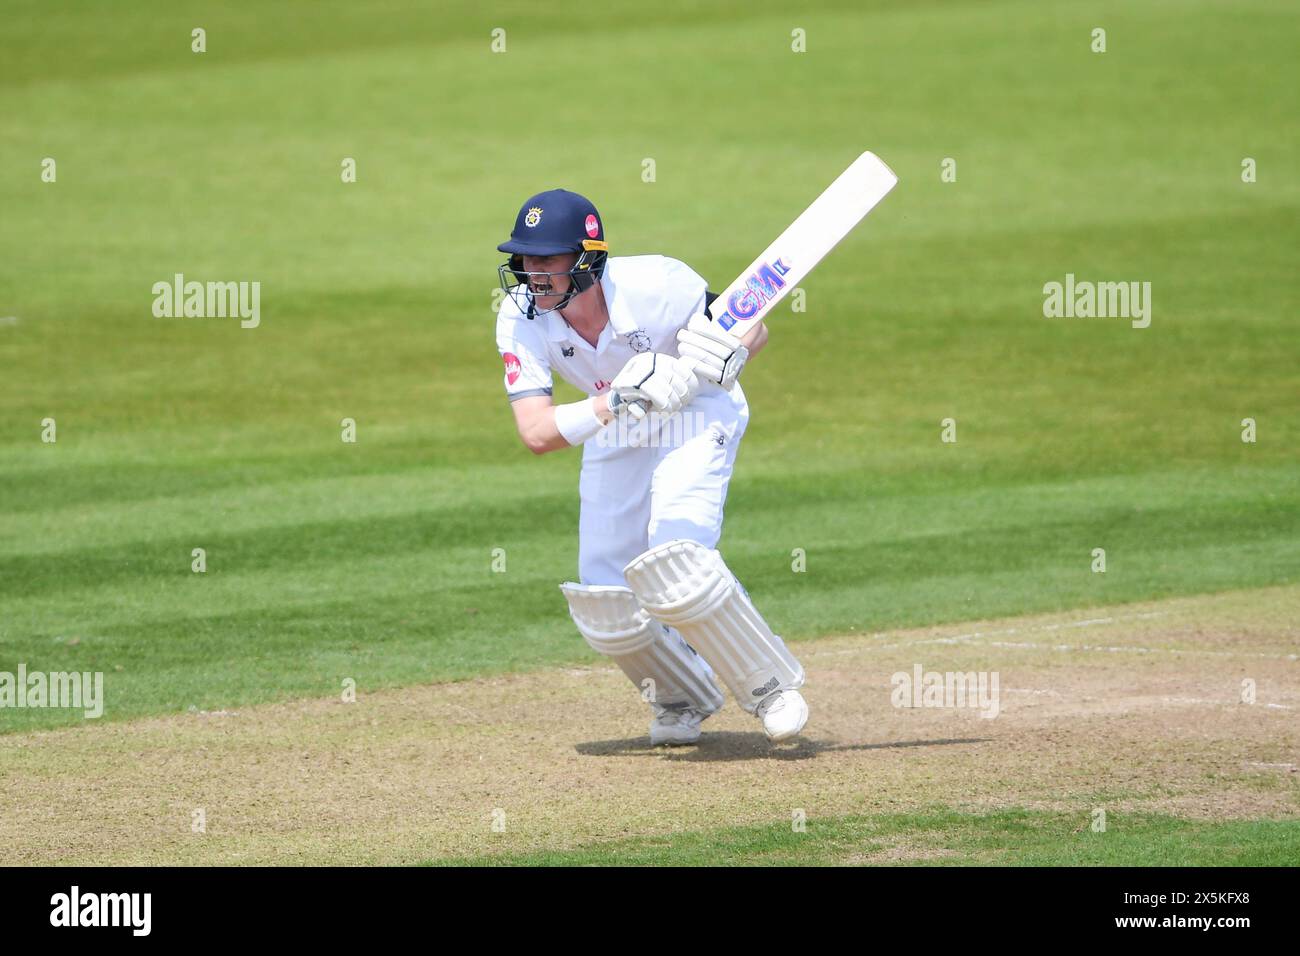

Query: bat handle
<box><xmin>623</xmin><ymin>400</ymin><xmax>654</xmax><ymax>447</ymax></box>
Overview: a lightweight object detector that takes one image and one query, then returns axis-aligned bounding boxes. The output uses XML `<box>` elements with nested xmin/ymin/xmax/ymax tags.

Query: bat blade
<box><xmin>622</xmin><ymin>152</ymin><xmax>897</xmax><ymax>444</ymax></box>
<box><xmin>711</xmin><ymin>151</ymin><xmax>898</xmax><ymax>332</ymax></box>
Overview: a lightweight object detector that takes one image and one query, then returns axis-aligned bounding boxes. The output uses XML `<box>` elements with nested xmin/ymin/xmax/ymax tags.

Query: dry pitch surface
<box><xmin>2</xmin><ymin>586</ymin><xmax>1296</xmax><ymax>865</ymax></box>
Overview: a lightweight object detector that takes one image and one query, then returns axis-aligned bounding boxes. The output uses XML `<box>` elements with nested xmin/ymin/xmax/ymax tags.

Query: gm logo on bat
<box><xmin>716</xmin><ymin>257</ymin><xmax>792</xmax><ymax>331</ymax></box>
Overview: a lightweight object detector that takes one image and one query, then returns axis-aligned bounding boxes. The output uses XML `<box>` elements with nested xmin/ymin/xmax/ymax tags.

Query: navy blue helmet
<box><xmin>497</xmin><ymin>189</ymin><xmax>608</xmax><ymax>316</ymax></box>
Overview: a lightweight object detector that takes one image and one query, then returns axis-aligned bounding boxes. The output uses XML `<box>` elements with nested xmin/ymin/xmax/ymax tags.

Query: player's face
<box><xmin>522</xmin><ymin>253</ymin><xmax>579</xmax><ymax>309</ymax></box>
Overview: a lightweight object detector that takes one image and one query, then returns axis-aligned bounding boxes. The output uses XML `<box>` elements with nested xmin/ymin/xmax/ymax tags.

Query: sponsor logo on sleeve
<box><xmin>503</xmin><ymin>352</ymin><xmax>522</xmax><ymax>386</ymax></box>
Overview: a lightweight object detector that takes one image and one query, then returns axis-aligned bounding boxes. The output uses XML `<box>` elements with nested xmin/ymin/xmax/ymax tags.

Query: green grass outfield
<box><xmin>1</xmin><ymin>0</ymin><xmax>1297</xmax><ymax>733</ymax></box>
<box><xmin>436</xmin><ymin>810</ymin><xmax>1300</xmax><ymax>867</ymax></box>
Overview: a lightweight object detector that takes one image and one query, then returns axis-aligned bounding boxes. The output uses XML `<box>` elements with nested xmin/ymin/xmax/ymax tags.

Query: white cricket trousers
<box><xmin>578</xmin><ymin>385</ymin><xmax>749</xmax><ymax>585</ymax></box>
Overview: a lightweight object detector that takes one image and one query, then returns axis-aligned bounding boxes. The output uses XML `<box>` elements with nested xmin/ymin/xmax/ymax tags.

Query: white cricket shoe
<box><xmin>649</xmin><ymin>705</ymin><xmax>711</xmax><ymax>746</ymax></box>
<box><xmin>755</xmin><ymin>690</ymin><xmax>808</xmax><ymax>741</ymax></box>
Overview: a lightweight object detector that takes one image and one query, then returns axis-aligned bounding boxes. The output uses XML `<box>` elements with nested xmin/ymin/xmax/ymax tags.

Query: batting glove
<box><xmin>608</xmin><ymin>352</ymin><xmax>701</xmax><ymax>420</ymax></box>
<box><xmin>676</xmin><ymin>311</ymin><xmax>748</xmax><ymax>389</ymax></box>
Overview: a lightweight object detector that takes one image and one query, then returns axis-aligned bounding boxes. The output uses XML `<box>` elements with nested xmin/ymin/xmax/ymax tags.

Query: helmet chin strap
<box><xmin>513</xmin><ymin>255</ymin><xmax>599</xmax><ymax>318</ymax></box>
<box><xmin>535</xmin><ymin>275</ymin><xmax>587</xmax><ymax>316</ymax></box>
<box><xmin>522</xmin><ymin>285</ymin><xmax>577</xmax><ymax>318</ymax></box>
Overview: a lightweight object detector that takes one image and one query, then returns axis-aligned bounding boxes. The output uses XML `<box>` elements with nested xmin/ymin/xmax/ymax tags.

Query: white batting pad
<box><xmin>622</xmin><ymin>541</ymin><xmax>803</xmax><ymax>714</ymax></box>
<box><xmin>560</xmin><ymin>583</ymin><xmax>723</xmax><ymax>713</ymax></box>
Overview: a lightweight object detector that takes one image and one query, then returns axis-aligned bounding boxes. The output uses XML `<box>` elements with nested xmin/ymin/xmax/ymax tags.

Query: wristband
<box><xmin>554</xmin><ymin>398</ymin><xmax>605</xmax><ymax>446</ymax></box>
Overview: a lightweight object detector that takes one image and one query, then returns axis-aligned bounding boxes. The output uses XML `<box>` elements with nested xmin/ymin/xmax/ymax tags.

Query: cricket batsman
<box><xmin>495</xmin><ymin>188</ymin><xmax>808</xmax><ymax>745</ymax></box>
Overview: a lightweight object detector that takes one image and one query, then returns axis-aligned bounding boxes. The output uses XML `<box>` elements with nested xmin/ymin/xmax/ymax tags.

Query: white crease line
<box><xmin>917</xmin><ymin>626</ymin><xmax>1020</xmax><ymax>646</ymax></box>
<box><xmin>810</xmin><ymin>609</ymin><xmax>1298</xmax><ymax>662</ymax></box>
<box><xmin>1120</xmin><ymin>696</ymin><xmax>1295</xmax><ymax>710</ymax></box>
<box><xmin>812</xmin><ymin>610</ymin><xmax>1171</xmax><ymax>658</ymax></box>
<box><xmin>905</xmin><ymin>611</ymin><xmax>1170</xmax><ymax>649</ymax></box>
<box><xmin>982</xmin><ymin>640</ymin><xmax>1298</xmax><ymax>661</ymax></box>
<box><xmin>1163</xmin><ymin>696</ymin><xmax>1232</xmax><ymax>706</ymax></box>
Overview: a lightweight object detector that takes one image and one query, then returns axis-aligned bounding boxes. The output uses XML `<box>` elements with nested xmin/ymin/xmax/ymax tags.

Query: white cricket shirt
<box><xmin>496</xmin><ymin>255</ymin><xmax>712</xmax><ymax>401</ymax></box>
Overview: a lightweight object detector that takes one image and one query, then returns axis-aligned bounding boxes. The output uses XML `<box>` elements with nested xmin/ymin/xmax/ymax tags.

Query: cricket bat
<box><xmin>624</xmin><ymin>151</ymin><xmax>897</xmax><ymax>433</ymax></box>
<box><xmin>707</xmin><ymin>150</ymin><xmax>898</xmax><ymax>334</ymax></box>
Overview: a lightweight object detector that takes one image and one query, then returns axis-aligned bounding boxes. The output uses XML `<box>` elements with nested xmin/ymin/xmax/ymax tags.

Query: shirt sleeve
<box><xmin>661</xmin><ymin>257</ymin><xmax>709</xmax><ymax>329</ymax></box>
<box><xmin>495</xmin><ymin>309</ymin><xmax>553</xmax><ymax>401</ymax></box>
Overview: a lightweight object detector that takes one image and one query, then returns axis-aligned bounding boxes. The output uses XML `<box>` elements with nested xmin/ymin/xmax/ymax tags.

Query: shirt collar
<box><xmin>600</xmin><ymin>260</ymin><xmax>640</xmax><ymax>336</ymax></box>
<box><xmin>544</xmin><ymin>308</ymin><xmax>570</xmax><ymax>341</ymax></box>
